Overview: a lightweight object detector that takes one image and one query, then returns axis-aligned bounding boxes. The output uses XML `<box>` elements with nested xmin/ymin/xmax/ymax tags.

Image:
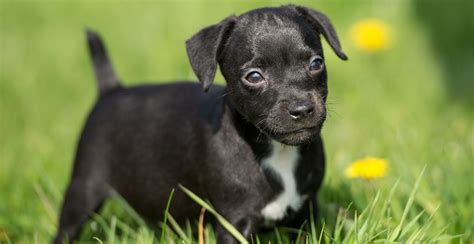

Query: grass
<box><xmin>0</xmin><ymin>0</ymin><xmax>472</xmax><ymax>243</ymax></box>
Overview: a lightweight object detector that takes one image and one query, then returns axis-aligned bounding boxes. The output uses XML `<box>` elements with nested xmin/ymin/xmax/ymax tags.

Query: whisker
<box><xmin>326</xmin><ymin>108</ymin><xmax>342</xmax><ymax>119</ymax></box>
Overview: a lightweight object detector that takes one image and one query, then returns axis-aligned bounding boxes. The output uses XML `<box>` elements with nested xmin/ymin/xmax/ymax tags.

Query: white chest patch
<box><xmin>260</xmin><ymin>141</ymin><xmax>307</xmax><ymax>222</ymax></box>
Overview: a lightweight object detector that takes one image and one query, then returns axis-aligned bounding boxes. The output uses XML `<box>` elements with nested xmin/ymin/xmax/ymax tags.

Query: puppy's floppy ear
<box><xmin>186</xmin><ymin>16</ymin><xmax>237</xmax><ymax>92</ymax></box>
<box><xmin>288</xmin><ymin>5</ymin><xmax>348</xmax><ymax>60</ymax></box>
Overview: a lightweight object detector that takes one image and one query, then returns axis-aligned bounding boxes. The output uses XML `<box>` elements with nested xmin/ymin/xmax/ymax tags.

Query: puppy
<box><xmin>54</xmin><ymin>4</ymin><xmax>347</xmax><ymax>243</ymax></box>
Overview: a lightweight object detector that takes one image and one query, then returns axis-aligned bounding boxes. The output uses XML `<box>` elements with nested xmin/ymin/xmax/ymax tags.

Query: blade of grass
<box><xmin>430</xmin><ymin>233</ymin><xmax>463</xmax><ymax>242</ymax></box>
<box><xmin>114</xmin><ymin>218</ymin><xmax>137</xmax><ymax>238</ymax></box>
<box><xmin>179</xmin><ymin>185</ymin><xmax>249</xmax><ymax>244</ymax></box>
<box><xmin>369</xmin><ymin>229</ymin><xmax>387</xmax><ymax>241</ymax></box>
<box><xmin>160</xmin><ymin>188</ymin><xmax>175</xmax><ymax>244</ymax></box>
<box><xmin>33</xmin><ymin>183</ymin><xmax>56</xmax><ymax>222</ymax></box>
<box><xmin>318</xmin><ymin>220</ymin><xmax>325</xmax><ymax>244</ymax></box>
<box><xmin>199</xmin><ymin>207</ymin><xmax>206</xmax><ymax>244</ymax></box>
<box><xmin>274</xmin><ymin>227</ymin><xmax>282</xmax><ymax>244</ymax></box>
<box><xmin>186</xmin><ymin>220</ymin><xmax>193</xmax><ymax>242</ymax></box>
<box><xmin>309</xmin><ymin>202</ymin><xmax>317</xmax><ymax>244</ymax></box>
<box><xmin>416</xmin><ymin>203</ymin><xmax>440</xmax><ymax>241</ymax></box>
<box><xmin>254</xmin><ymin>235</ymin><xmax>260</xmax><ymax>244</ymax></box>
<box><xmin>0</xmin><ymin>230</ymin><xmax>11</xmax><ymax>244</ymax></box>
<box><xmin>107</xmin><ymin>216</ymin><xmax>116</xmax><ymax>244</ymax></box>
<box><xmin>357</xmin><ymin>191</ymin><xmax>381</xmax><ymax>241</ymax></box>
<box><xmin>369</xmin><ymin>180</ymin><xmax>399</xmax><ymax>235</ymax></box>
<box><xmin>353</xmin><ymin>210</ymin><xmax>359</xmax><ymax>243</ymax></box>
<box><xmin>92</xmin><ymin>237</ymin><xmax>104</xmax><ymax>244</ymax></box>
<box><xmin>388</xmin><ymin>166</ymin><xmax>426</xmax><ymax>241</ymax></box>
<box><xmin>166</xmin><ymin>213</ymin><xmax>191</xmax><ymax>243</ymax></box>
<box><xmin>294</xmin><ymin>220</ymin><xmax>307</xmax><ymax>243</ymax></box>
<box><xmin>334</xmin><ymin>202</ymin><xmax>353</xmax><ymax>242</ymax></box>
<box><xmin>342</xmin><ymin>211</ymin><xmax>357</xmax><ymax>243</ymax></box>
<box><xmin>205</xmin><ymin>224</ymin><xmax>213</xmax><ymax>244</ymax></box>
<box><xmin>398</xmin><ymin>210</ymin><xmax>424</xmax><ymax>240</ymax></box>
<box><xmin>110</xmin><ymin>191</ymin><xmax>146</xmax><ymax>226</ymax></box>
<box><xmin>92</xmin><ymin>213</ymin><xmax>111</xmax><ymax>236</ymax></box>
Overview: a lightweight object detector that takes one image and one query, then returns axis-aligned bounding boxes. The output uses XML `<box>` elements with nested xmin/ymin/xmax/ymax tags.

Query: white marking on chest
<box><xmin>260</xmin><ymin>141</ymin><xmax>307</xmax><ymax>221</ymax></box>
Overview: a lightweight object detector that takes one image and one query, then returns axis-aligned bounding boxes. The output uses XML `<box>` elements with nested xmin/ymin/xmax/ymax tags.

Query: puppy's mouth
<box><xmin>258</xmin><ymin>124</ymin><xmax>321</xmax><ymax>146</ymax></box>
<box><xmin>273</xmin><ymin>126</ymin><xmax>319</xmax><ymax>136</ymax></box>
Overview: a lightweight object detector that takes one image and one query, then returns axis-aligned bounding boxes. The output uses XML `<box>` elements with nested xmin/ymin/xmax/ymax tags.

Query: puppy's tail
<box><xmin>86</xmin><ymin>29</ymin><xmax>121</xmax><ymax>96</ymax></box>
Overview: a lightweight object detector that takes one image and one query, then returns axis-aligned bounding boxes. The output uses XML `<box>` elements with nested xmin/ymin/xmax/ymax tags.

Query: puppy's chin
<box><xmin>265</xmin><ymin>126</ymin><xmax>321</xmax><ymax>146</ymax></box>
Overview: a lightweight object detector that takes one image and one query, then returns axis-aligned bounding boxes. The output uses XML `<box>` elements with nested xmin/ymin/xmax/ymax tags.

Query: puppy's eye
<box><xmin>309</xmin><ymin>56</ymin><xmax>324</xmax><ymax>72</ymax></box>
<box><xmin>245</xmin><ymin>71</ymin><xmax>265</xmax><ymax>84</ymax></box>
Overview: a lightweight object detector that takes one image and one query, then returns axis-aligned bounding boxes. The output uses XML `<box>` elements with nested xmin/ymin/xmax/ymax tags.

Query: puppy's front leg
<box><xmin>285</xmin><ymin>199</ymin><xmax>320</xmax><ymax>239</ymax></box>
<box><xmin>207</xmin><ymin>174</ymin><xmax>266</xmax><ymax>243</ymax></box>
<box><xmin>210</xmin><ymin>179</ymin><xmax>267</xmax><ymax>243</ymax></box>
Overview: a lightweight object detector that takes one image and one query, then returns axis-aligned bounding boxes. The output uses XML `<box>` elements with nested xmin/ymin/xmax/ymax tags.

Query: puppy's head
<box><xmin>186</xmin><ymin>5</ymin><xmax>347</xmax><ymax>145</ymax></box>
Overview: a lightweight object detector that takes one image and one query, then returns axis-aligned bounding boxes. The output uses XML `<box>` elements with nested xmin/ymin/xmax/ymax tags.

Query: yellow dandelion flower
<box><xmin>345</xmin><ymin>157</ymin><xmax>389</xmax><ymax>180</ymax></box>
<box><xmin>350</xmin><ymin>19</ymin><xmax>392</xmax><ymax>52</ymax></box>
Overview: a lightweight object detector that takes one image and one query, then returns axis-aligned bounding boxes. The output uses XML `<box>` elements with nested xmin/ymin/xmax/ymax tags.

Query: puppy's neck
<box><xmin>224</xmin><ymin>100</ymin><xmax>275</xmax><ymax>161</ymax></box>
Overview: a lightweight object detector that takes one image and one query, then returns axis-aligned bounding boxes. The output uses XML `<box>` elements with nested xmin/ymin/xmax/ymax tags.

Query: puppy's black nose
<box><xmin>288</xmin><ymin>101</ymin><xmax>314</xmax><ymax>120</ymax></box>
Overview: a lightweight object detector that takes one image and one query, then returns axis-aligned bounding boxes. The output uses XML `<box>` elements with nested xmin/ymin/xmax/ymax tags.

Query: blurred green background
<box><xmin>0</xmin><ymin>0</ymin><xmax>472</xmax><ymax>242</ymax></box>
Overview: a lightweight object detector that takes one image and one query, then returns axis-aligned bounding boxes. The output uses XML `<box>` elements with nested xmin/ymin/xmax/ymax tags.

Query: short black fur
<box><xmin>54</xmin><ymin>5</ymin><xmax>347</xmax><ymax>244</ymax></box>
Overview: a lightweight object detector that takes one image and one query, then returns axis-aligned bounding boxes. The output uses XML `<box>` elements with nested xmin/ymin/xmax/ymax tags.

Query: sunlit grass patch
<box><xmin>59</xmin><ymin>168</ymin><xmax>457</xmax><ymax>243</ymax></box>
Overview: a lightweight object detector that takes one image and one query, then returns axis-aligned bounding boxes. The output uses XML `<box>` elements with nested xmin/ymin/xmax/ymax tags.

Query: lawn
<box><xmin>0</xmin><ymin>0</ymin><xmax>472</xmax><ymax>243</ymax></box>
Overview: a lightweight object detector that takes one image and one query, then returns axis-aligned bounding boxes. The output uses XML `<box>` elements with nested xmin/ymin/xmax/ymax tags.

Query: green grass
<box><xmin>0</xmin><ymin>0</ymin><xmax>472</xmax><ymax>243</ymax></box>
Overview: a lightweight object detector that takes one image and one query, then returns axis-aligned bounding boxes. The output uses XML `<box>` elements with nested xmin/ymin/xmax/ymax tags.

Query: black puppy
<box><xmin>54</xmin><ymin>4</ymin><xmax>347</xmax><ymax>243</ymax></box>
